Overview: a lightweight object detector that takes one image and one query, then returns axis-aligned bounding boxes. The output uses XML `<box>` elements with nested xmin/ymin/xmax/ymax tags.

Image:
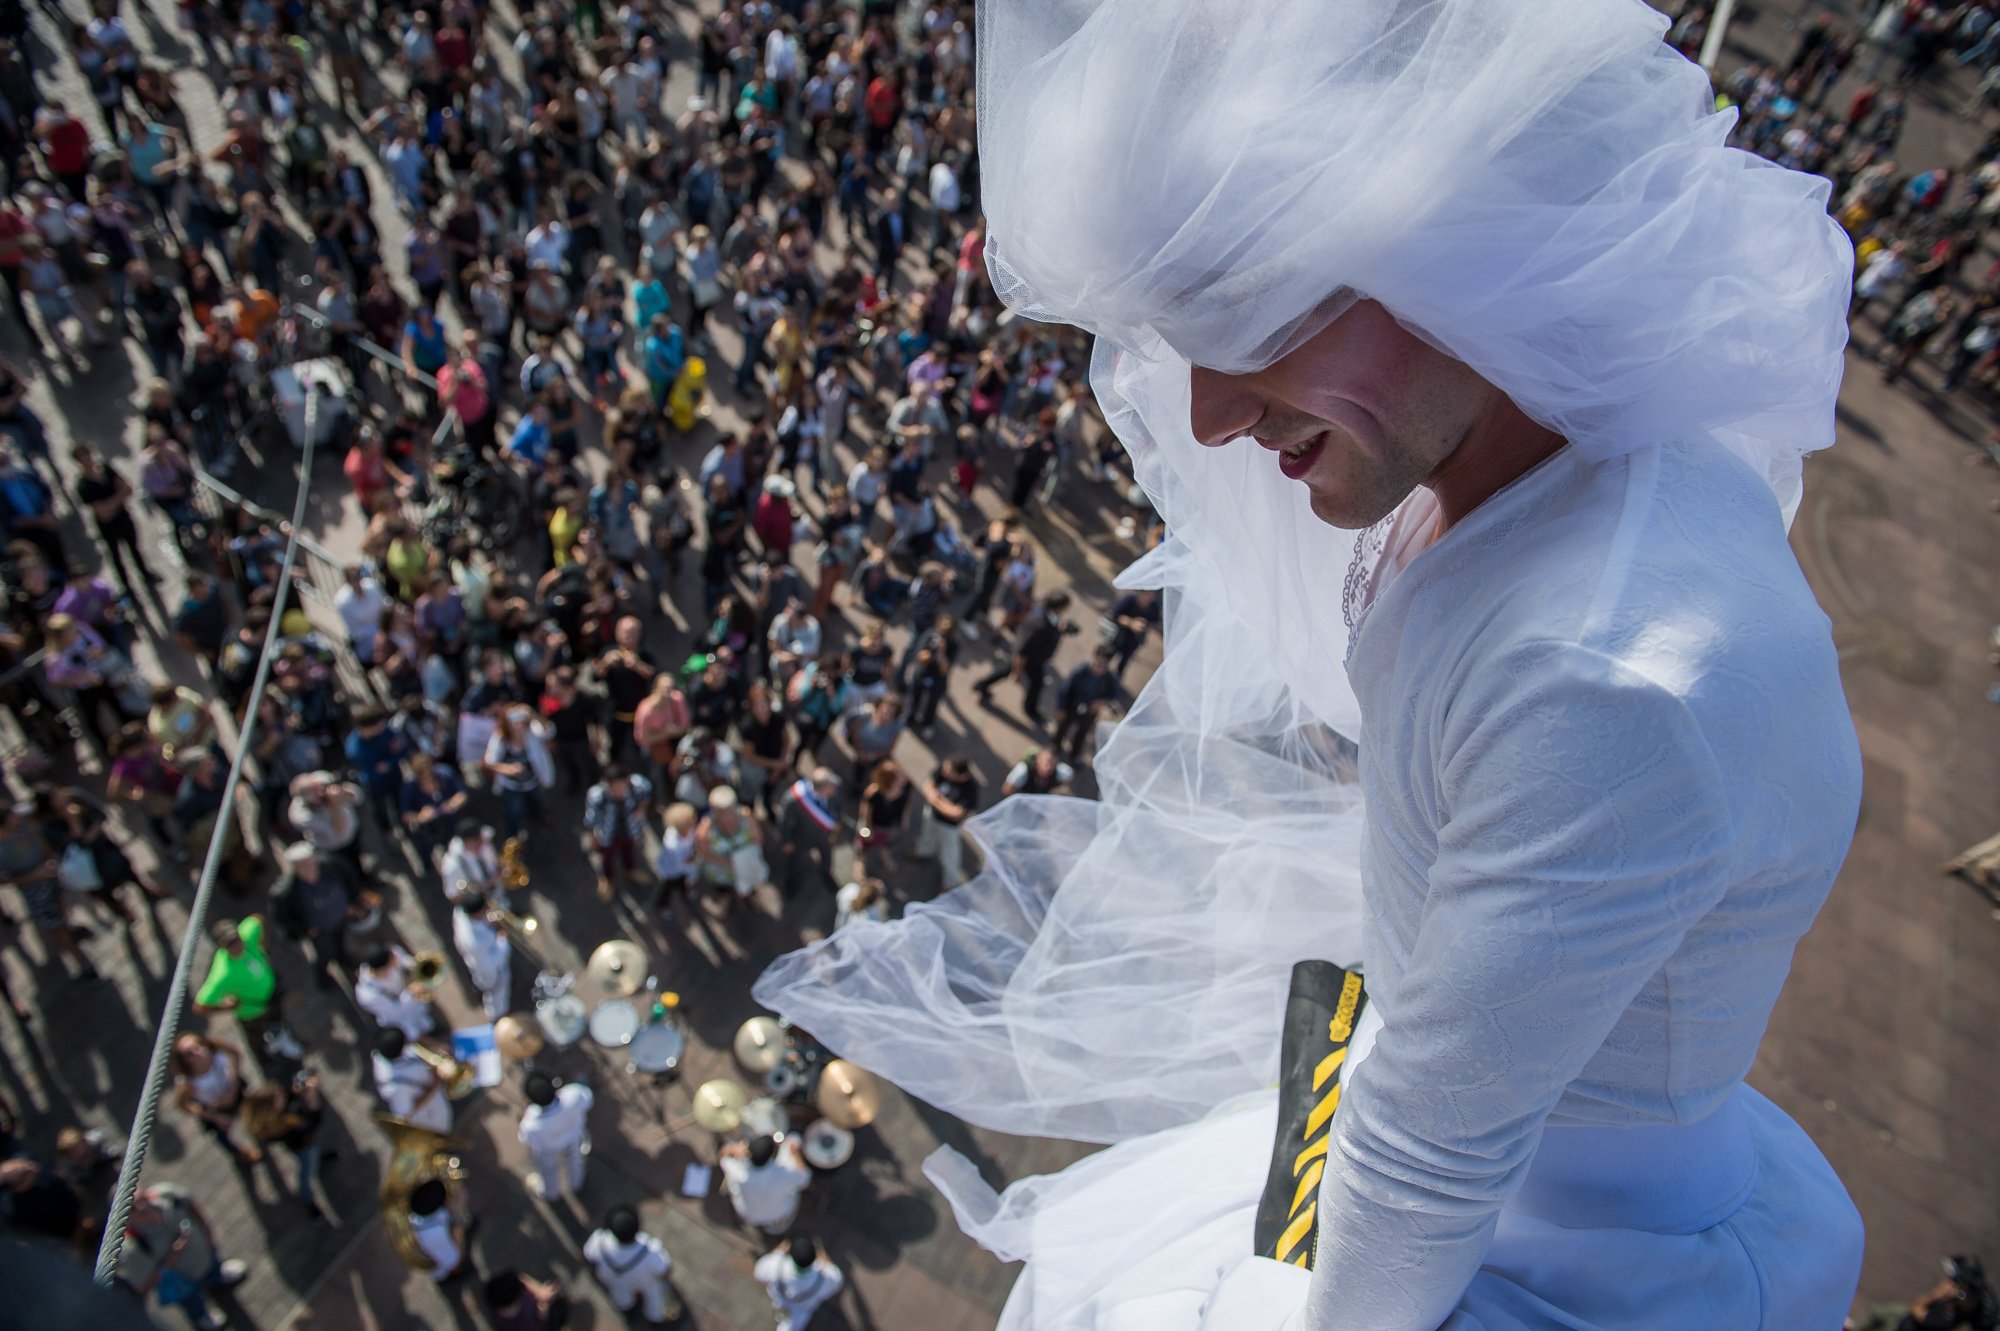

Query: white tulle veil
<box><xmin>754</xmin><ymin>0</ymin><xmax>1853</xmax><ymax>1220</ymax></box>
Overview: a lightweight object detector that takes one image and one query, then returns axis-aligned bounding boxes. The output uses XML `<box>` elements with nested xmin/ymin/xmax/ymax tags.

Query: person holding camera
<box><xmin>973</xmin><ymin>591</ymin><xmax>1075</xmax><ymax>726</ymax></box>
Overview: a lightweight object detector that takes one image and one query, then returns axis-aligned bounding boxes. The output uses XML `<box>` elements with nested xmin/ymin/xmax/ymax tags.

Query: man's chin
<box><xmin>1305</xmin><ymin>485</ymin><xmax>1402</xmax><ymax>532</ymax></box>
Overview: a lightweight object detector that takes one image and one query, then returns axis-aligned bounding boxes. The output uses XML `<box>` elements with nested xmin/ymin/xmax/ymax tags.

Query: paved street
<box><xmin>1</xmin><ymin>0</ymin><xmax>1998</xmax><ymax>1327</ymax></box>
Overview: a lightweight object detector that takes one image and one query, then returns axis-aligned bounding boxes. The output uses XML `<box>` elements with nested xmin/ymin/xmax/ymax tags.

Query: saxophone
<box><xmin>500</xmin><ymin>835</ymin><xmax>531</xmax><ymax>893</ymax></box>
<box><xmin>375</xmin><ymin>1112</ymin><xmax>465</xmax><ymax>1271</ymax></box>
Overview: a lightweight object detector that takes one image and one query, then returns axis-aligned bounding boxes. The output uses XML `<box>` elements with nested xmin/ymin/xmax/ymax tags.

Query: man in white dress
<box><xmin>755</xmin><ymin>2</ymin><xmax>1868</xmax><ymax>1329</ymax></box>
<box><xmin>517</xmin><ymin>1072</ymin><xmax>592</xmax><ymax>1200</ymax></box>
<box><xmin>582</xmin><ymin>1205</ymin><xmax>680</xmax><ymax>1324</ymax></box>
<box><xmin>372</xmin><ymin>1027</ymin><xmax>451</xmax><ymax>1135</ymax></box>
<box><xmin>451</xmin><ymin>892</ymin><xmax>512</xmax><ymax>1021</ymax></box>
<box><xmin>718</xmin><ymin>1134</ymin><xmax>812</xmax><ymax>1234</ymax></box>
<box><xmin>355</xmin><ymin>945</ymin><xmax>436</xmax><ymax>1042</ymax></box>
<box><xmin>753</xmin><ymin>1233</ymin><xmax>844</xmax><ymax>1330</ymax></box>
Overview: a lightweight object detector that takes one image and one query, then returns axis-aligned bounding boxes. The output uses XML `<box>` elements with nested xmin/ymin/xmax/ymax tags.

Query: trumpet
<box><xmin>411</xmin><ymin>1041</ymin><xmax>478</xmax><ymax>1101</ymax></box>
<box><xmin>408</xmin><ymin>950</ymin><xmax>446</xmax><ymax>1002</ymax></box>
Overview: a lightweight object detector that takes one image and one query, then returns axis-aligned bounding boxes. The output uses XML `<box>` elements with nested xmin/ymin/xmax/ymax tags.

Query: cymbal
<box><xmin>585</xmin><ymin>940</ymin><xmax>648</xmax><ymax>998</ymax></box>
<box><xmin>814</xmin><ymin>1059</ymin><xmax>881</xmax><ymax>1129</ymax></box>
<box><xmin>692</xmin><ymin>1079</ymin><xmax>748</xmax><ymax>1133</ymax></box>
<box><xmin>494</xmin><ymin>1014</ymin><xmax>544</xmax><ymax>1062</ymax></box>
<box><xmin>733</xmin><ymin>1016</ymin><xmax>786</xmax><ymax>1074</ymax></box>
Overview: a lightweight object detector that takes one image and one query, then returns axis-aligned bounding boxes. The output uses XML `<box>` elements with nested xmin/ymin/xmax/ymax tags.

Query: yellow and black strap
<box><xmin>1251</xmin><ymin>960</ymin><xmax>1367</xmax><ymax>1270</ymax></box>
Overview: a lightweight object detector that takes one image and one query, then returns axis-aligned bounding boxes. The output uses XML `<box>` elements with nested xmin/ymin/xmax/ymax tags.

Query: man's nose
<box><xmin>1187</xmin><ymin>367</ymin><xmax>1265</xmax><ymax>449</ymax></box>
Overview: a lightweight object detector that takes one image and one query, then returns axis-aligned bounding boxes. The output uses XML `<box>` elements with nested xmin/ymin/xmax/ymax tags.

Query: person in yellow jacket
<box><xmin>668</xmin><ymin>355</ymin><xmax>707</xmax><ymax>433</ymax></box>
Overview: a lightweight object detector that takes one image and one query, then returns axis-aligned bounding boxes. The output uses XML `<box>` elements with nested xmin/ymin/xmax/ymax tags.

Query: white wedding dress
<box><xmin>758</xmin><ymin>433</ymin><xmax>1864</xmax><ymax>1330</ymax></box>
<box><xmin>760</xmin><ymin>0</ymin><xmax>1867</xmax><ymax>1321</ymax></box>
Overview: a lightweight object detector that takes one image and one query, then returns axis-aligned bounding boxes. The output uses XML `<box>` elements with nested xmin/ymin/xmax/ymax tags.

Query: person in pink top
<box><xmin>436</xmin><ymin>332</ymin><xmax>494</xmax><ymax>453</ymax></box>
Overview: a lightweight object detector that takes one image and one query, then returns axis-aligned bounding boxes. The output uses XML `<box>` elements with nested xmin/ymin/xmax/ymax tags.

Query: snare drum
<box><xmin>590</xmin><ymin>997</ymin><xmax>641</xmax><ymax>1048</ymax></box>
<box><xmin>629</xmin><ymin>1021</ymin><xmax>685</xmax><ymax>1074</ymax></box>
<box><xmin>740</xmin><ymin>1095</ymin><xmax>787</xmax><ymax>1140</ymax></box>
<box><xmin>536</xmin><ymin>994</ymin><xmax>588</xmax><ymax>1048</ymax></box>
<box><xmin>763</xmin><ymin>1063</ymin><xmax>802</xmax><ymax>1097</ymax></box>
<box><xmin>803</xmin><ymin>1118</ymin><xmax>855</xmax><ymax>1169</ymax></box>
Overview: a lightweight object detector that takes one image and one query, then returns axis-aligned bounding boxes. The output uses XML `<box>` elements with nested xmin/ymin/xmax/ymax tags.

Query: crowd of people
<box><xmin>0</xmin><ymin>0</ymin><xmax>1169</xmax><ymax>1322</ymax></box>
<box><xmin>1681</xmin><ymin>1</ymin><xmax>2000</xmax><ymax>400</ymax></box>
<box><xmin>0</xmin><ymin>0</ymin><xmax>1991</xmax><ymax>1324</ymax></box>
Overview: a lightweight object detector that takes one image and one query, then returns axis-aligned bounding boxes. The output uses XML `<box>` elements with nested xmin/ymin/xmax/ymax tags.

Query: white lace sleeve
<box><xmin>1308</xmin><ymin>641</ymin><xmax>1739</xmax><ymax>1331</ymax></box>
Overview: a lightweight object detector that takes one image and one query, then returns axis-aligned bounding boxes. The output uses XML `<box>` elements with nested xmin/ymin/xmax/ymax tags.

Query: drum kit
<box><xmin>523</xmin><ymin>937</ymin><xmax>689</xmax><ymax>1093</ymax></box>
<box><xmin>578</xmin><ymin>940</ymin><xmax>687</xmax><ymax>1081</ymax></box>
<box><xmin>510</xmin><ymin>942</ymin><xmax>876</xmax><ymax>1170</ymax></box>
<box><xmin>716</xmin><ymin>1014</ymin><xmax>880</xmax><ymax>1170</ymax></box>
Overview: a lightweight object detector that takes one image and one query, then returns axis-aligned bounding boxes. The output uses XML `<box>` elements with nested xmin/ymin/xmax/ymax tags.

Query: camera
<box><xmin>1944</xmin><ymin>1255</ymin><xmax>1999</xmax><ymax>1331</ymax></box>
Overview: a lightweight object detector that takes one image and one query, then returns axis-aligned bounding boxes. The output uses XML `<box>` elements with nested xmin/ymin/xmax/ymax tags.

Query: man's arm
<box><xmin>1301</xmin><ymin>641</ymin><xmax>1737</xmax><ymax>1331</ymax></box>
<box><xmin>919</xmin><ymin>777</ymin><xmax>966</xmax><ymax>823</ymax></box>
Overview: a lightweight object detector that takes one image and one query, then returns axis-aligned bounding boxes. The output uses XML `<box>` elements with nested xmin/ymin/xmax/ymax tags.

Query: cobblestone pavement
<box><xmin>1</xmin><ymin>0</ymin><xmax>1998</xmax><ymax>1327</ymax></box>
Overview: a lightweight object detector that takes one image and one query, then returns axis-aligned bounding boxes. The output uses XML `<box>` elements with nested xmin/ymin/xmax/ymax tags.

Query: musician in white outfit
<box><xmin>408</xmin><ymin>1179</ymin><xmax>467</xmax><ymax>1282</ymax></box>
<box><xmin>355</xmin><ymin>945</ymin><xmax>437</xmax><ymax>1041</ymax></box>
<box><xmin>451</xmin><ymin>891</ymin><xmax>512</xmax><ymax>1021</ymax></box>
<box><xmin>440</xmin><ymin>823</ymin><xmax>507</xmax><ymax>908</ymax></box>
<box><xmin>372</xmin><ymin>1027</ymin><xmax>451</xmax><ymax>1135</ymax></box>
<box><xmin>582</xmin><ymin>1205</ymin><xmax>681</xmax><ymax>1324</ymax></box>
<box><xmin>719</xmin><ymin>1134</ymin><xmax>812</xmax><ymax>1234</ymax></box>
<box><xmin>518</xmin><ymin>1072</ymin><xmax>592</xmax><ymax>1200</ymax></box>
<box><xmin>753</xmin><ymin>1233</ymin><xmax>844</xmax><ymax>1331</ymax></box>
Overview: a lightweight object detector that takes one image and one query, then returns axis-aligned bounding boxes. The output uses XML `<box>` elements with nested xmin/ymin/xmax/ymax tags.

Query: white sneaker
<box><xmin>218</xmin><ymin>1258</ymin><xmax>248</xmax><ymax>1284</ymax></box>
<box><xmin>264</xmin><ymin>1028</ymin><xmax>304</xmax><ymax>1061</ymax></box>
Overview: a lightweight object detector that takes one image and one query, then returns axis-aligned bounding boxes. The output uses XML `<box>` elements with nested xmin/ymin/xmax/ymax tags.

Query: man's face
<box><xmin>1188</xmin><ymin>300</ymin><xmax>1495</xmax><ymax>530</ymax></box>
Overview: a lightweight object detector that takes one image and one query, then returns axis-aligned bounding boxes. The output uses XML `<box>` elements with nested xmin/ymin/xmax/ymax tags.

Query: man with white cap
<box><xmin>582</xmin><ymin>1204</ymin><xmax>681</xmax><ymax>1324</ymax></box>
<box><xmin>451</xmin><ymin>891</ymin><xmax>513</xmax><ymax>1021</ymax></box>
<box><xmin>517</xmin><ymin>1072</ymin><xmax>592</xmax><ymax>1200</ymax></box>
<box><xmin>756</xmin><ymin>1</ymin><xmax>1868</xmax><ymax>1328</ymax></box>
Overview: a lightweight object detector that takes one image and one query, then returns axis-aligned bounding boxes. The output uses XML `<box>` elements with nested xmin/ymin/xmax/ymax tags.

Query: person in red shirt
<box><xmin>0</xmin><ymin>205</ymin><xmax>39</xmax><ymax>347</ymax></box>
<box><xmin>864</xmin><ymin>75</ymin><xmax>899</xmax><ymax>157</ymax></box>
<box><xmin>34</xmin><ymin>102</ymin><xmax>92</xmax><ymax>201</ymax></box>
<box><xmin>342</xmin><ymin>428</ymin><xmax>408</xmax><ymax>514</ymax></box>
<box><xmin>435</xmin><ymin>21</ymin><xmax>472</xmax><ymax>71</ymax></box>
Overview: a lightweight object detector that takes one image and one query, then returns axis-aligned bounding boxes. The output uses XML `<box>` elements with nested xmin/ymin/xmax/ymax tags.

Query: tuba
<box><xmin>376</xmin><ymin>1112</ymin><xmax>465</xmax><ymax>1271</ymax></box>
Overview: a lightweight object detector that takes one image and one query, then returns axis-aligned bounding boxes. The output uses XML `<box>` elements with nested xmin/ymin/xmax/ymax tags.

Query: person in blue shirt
<box><xmin>398</xmin><ymin>753</ymin><xmax>467</xmax><ymax>862</ymax></box>
<box><xmin>401</xmin><ymin>305</ymin><xmax>449</xmax><ymax>379</ymax></box>
<box><xmin>641</xmin><ymin>314</ymin><xmax>685</xmax><ymax>407</ymax></box>
<box><xmin>507</xmin><ymin>402</ymin><xmax>552</xmax><ymax>469</ymax></box>
<box><xmin>632</xmin><ymin>265</ymin><xmax>670</xmax><ymax>333</ymax></box>
<box><xmin>342</xmin><ymin>704</ymin><xmax>407</xmax><ymax>834</ymax></box>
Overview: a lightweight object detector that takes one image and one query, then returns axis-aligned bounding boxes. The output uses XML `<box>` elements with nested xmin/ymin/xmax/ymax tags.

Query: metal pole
<box><xmin>1701</xmin><ymin>0</ymin><xmax>1742</xmax><ymax>72</ymax></box>
<box><xmin>92</xmin><ymin>389</ymin><xmax>322</xmax><ymax>1286</ymax></box>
